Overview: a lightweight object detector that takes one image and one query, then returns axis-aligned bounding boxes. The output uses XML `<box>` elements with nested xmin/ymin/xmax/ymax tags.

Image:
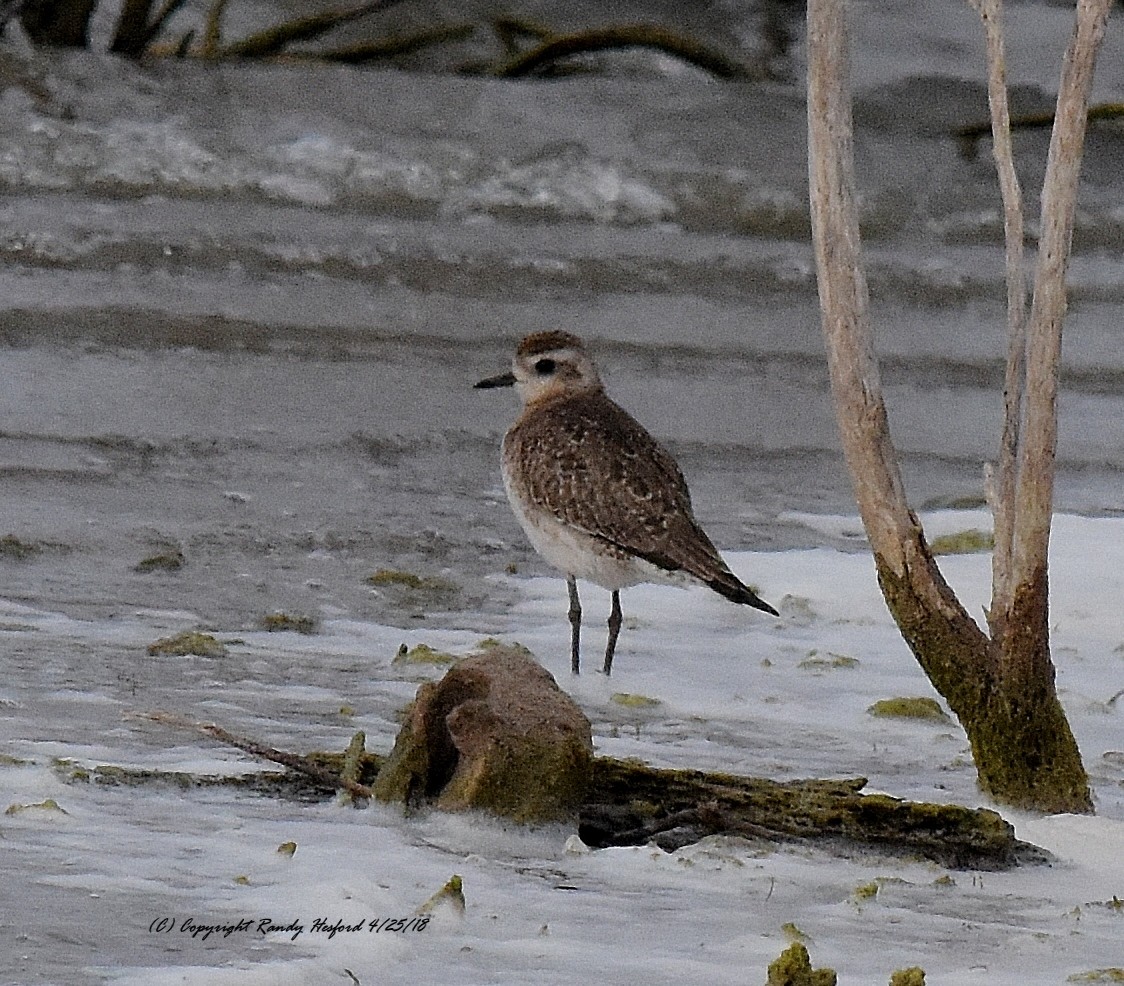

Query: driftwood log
<box><xmin>492</xmin><ymin>24</ymin><xmax>760</xmax><ymax>80</ymax></box>
<box><xmin>581</xmin><ymin>759</ymin><xmax>1038</xmax><ymax>869</ymax></box>
<box><xmin>90</xmin><ymin>713</ymin><xmax>1043</xmax><ymax>871</ymax></box>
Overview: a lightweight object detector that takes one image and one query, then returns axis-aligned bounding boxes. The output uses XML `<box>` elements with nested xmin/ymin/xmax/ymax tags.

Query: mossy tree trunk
<box><xmin>806</xmin><ymin>0</ymin><xmax>1108</xmax><ymax>813</ymax></box>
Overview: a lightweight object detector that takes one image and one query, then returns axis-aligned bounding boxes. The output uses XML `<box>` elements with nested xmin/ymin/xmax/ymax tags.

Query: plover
<box><xmin>476</xmin><ymin>330</ymin><xmax>777</xmax><ymax>675</ymax></box>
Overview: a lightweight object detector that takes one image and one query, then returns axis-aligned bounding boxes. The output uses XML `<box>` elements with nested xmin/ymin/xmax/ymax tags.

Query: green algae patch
<box><xmin>781</xmin><ymin>922</ymin><xmax>811</xmax><ymax>943</ymax></box>
<box><xmin>474</xmin><ymin>638</ymin><xmax>536</xmax><ymax>659</ymax></box>
<box><xmin>134</xmin><ymin>549</ymin><xmax>185</xmax><ymax>572</ymax></box>
<box><xmin>852</xmin><ymin>881</ymin><xmax>880</xmax><ymax>902</ymax></box>
<box><xmin>1088</xmin><ymin>896</ymin><xmax>1124</xmax><ymax>913</ymax></box>
<box><xmin>929</xmin><ymin>529</ymin><xmax>994</xmax><ymax>555</ymax></box>
<box><xmin>53</xmin><ymin>757</ymin><xmax>91</xmax><ymax>782</ymax></box>
<box><xmin>475</xmin><ymin>637</ymin><xmax>528</xmax><ymax>652</ymax></box>
<box><xmin>0</xmin><ymin>535</ymin><xmax>43</xmax><ymax>560</ymax></box>
<box><xmin>867</xmin><ymin>697</ymin><xmax>951</xmax><ymax>723</ymax></box>
<box><xmin>147</xmin><ymin>631</ymin><xmax>228</xmax><ymax>658</ymax></box>
<box><xmin>0</xmin><ymin>753</ymin><xmax>32</xmax><ymax>767</ymax></box>
<box><xmin>626</xmin><ymin>798</ymin><xmax>661</xmax><ymax>819</ymax></box>
<box><xmin>765</xmin><ymin>942</ymin><xmax>836</xmax><ymax>986</ymax></box>
<box><xmin>611</xmin><ymin>692</ymin><xmax>662</xmax><ymax>708</ymax></box>
<box><xmin>889</xmin><ymin>970</ymin><xmax>926</xmax><ymax>986</ymax></box>
<box><xmin>393</xmin><ymin>643</ymin><xmax>459</xmax><ymax>666</ymax></box>
<box><xmin>1067</xmin><ymin>972</ymin><xmax>1124</xmax><ymax>984</ymax></box>
<box><xmin>417</xmin><ymin>874</ymin><xmax>465</xmax><ymax>916</ymax></box>
<box><xmin>799</xmin><ymin>651</ymin><xmax>860</xmax><ymax>671</ymax></box>
<box><xmin>368</xmin><ymin>569</ymin><xmax>427</xmax><ymax>589</ymax></box>
<box><xmin>367</xmin><ymin>569</ymin><xmax>458</xmax><ymax>593</ymax></box>
<box><xmin>5</xmin><ymin>798</ymin><xmax>68</xmax><ymax>816</ymax></box>
<box><xmin>368</xmin><ymin>569</ymin><xmax>464</xmax><ymax>618</ymax></box>
<box><xmin>260</xmin><ymin>612</ymin><xmax>318</xmax><ymax>635</ymax></box>
<box><xmin>73</xmin><ymin>763</ymin><xmax>197</xmax><ymax>788</ymax></box>
<box><xmin>0</xmin><ymin>535</ymin><xmax>69</xmax><ymax>560</ymax></box>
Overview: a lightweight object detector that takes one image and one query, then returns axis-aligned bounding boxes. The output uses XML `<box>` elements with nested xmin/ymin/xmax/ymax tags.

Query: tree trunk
<box><xmin>110</xmin><ymin>0</ymin><xmax>155</xmax><ymax>56</ymax></box>
<box><xmin>806</xmin><ymin>0</ymin><xmax>1098</xmax><ymax>813</ymax></box>
<box><xmin>20</xmin><ymin>0</ymin><xmax>96</xmax><ymax>47</ymax></box>
<box><xmin>876</xmin><ymin>548</ymin><xmax>1089</xmax><ymax>814</ymax></box>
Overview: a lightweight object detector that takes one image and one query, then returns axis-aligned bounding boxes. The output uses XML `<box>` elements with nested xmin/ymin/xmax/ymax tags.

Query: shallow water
<box><xmin>2</xmin><ymin>2</ymin><xmax>1124</xmax><ymax>981</ymax></box>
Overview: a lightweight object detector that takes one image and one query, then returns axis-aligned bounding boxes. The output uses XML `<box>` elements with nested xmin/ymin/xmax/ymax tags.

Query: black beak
<box><xmin>474</xmin><ymin>371</ymin><xmax>516</xmax><ymax>389</ymax></box>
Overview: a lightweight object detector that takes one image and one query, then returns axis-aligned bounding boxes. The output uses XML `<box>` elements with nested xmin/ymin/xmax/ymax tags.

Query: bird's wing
<box><xmin>505</xmin><ymin>393</ymin><xmax>732</xmax><ymax>581</ymax></box>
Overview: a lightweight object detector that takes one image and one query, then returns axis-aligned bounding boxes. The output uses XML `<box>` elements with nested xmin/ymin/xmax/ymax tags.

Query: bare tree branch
<box><xmin>806</xmin><ymin>0</ymin><xmax>913</xmax><ymax>576</ymax></box>
<box><xmin>969</xmin><ymin>0</ymin><xmax>1027</xmax><ymax>624</ymax></box>
<box><xmin>492</xmin><ymin>24</ymin><xmax>760</xmax><ymax>80</ymax></box>
<box><xmin>135</xmin><ymin>710</ymin><xmax>376</xmax><ymax>800</ymax></box>
<box><xmin>141</xmin><ymin>0</ymin><xmax>192</xmax><ymax>50</ymax></box>
<box><xmin>218</xmin><ymin>0</ymin><xmax>410</xmax><ymax>59</ymax></box>
<box><xmin>1010</xmin><ymin>0</ymin><xmax>1111</xmax><ymax>591</ymax></box>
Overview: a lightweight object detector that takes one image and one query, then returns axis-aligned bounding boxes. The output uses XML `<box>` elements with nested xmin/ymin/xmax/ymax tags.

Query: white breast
<box><xmin>501</xmin><ymin>461</ymin><xmax>687</xmax><ymax>592</ymax></box>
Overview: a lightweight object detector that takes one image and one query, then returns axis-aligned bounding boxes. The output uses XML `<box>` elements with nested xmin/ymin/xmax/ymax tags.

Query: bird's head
<box><xmin>475</xmin><ymin>331</ymin><xmax>602</xmax><ymax>405</ymax></box>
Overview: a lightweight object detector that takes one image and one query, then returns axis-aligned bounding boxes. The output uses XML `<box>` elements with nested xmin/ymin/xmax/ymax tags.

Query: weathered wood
<box><xmin>1011</xmin><ymin>0</ymin><xmax>1111</xmax><ymax>595</ymax></box>
<box><xmin>109</xmin><ymin>0</ymin><xmax>153</xmax><ymax>54</ymax></box>
<box><xmin>135</xmin><ymin>711</ymin><xmax>377</xmax><ymax>800</ymax></box>
<box><xmin>493</xmin><ymin>24</ymin><xmax>759</xmax><ymax>80</ymax></box>
<box><xmin>956</xmin><ymin>101</ymin><xmax>1124</xmax><ymax>148</ymax></box>
<box><xmin>20</xmin><ymin>0</ymin><xmax>96</xmax><ymax>47</ymax></box>
<box><xmin>217</xmin><ymin>0</ymin><xmax>408</xmax><ymax>59</ymax></box>
<box><xmin>95</xmin><ymin>715</ymin><xmax>1039</xmax><ymax>870</ymax></box>
<box><xmin>968</xmin><ymin>0</ymin><xmax>1027</xmax><ymax>624</ymax></box>
<box><xmin>806</xmin><ymin>0</ymin><xmax>1096</xmax><ymax>814</ymax></box>
<box><xmin>806</xmin><ymin>0</ymin><xmax>921</xmax><ymax>581</ymax></box>
<box><xmin>312</xmin><ymin>25</ymin><xmax>475</xmax><ymax>65</ymax></box>
<box><xmin>581</xmin><ymin>758</ymin><xmax>1034</xmax><ymax>870</ymax></box>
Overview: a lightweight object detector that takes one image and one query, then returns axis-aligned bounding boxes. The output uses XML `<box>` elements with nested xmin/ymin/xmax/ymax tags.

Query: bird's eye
<box><xmin>534</xmin><ymin>358</ymin><xmax>556</xmax><ymax>375</ymax></box>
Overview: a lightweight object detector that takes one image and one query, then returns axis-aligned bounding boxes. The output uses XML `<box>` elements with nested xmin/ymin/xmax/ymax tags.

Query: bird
<box><xmin>475</xmin><ymin>330</ymin><xmax>778</xmax><ymax>675</ymax></box>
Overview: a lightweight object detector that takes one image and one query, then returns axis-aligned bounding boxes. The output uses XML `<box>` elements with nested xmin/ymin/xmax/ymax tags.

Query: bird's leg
<box><xmin>566</xmin><ymin>575</ymin><xmax>582</xmax><ymax>675</ymax></box>
<box><xmin>603</xmin><ymin>589</ymin><xmax>622</xmax><ymax>676</ymax></box>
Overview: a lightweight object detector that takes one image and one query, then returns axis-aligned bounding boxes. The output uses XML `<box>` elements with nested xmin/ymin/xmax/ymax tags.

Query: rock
<box><xmin>374</xmin><ymin>646</ymin><xmax>593</xmax><ymax>823</ymax></box>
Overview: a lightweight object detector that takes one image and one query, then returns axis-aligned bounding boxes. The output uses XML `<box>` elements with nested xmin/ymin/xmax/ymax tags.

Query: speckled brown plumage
<box><xmin>504</xmin><ymin>390</ymin><xmax>743</xmax><ymax>595</ymax></box>
<box><xmin>476</xmin><ymin>332</ymin><xmax>777</xmax><ymax>674</ymax></box>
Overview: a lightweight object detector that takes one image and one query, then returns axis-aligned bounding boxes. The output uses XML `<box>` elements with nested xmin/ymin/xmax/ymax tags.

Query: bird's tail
<box><xmin>707</xmin><ymin>574</ymin><xmax>779</xmax><ymax>616</ymax></box>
